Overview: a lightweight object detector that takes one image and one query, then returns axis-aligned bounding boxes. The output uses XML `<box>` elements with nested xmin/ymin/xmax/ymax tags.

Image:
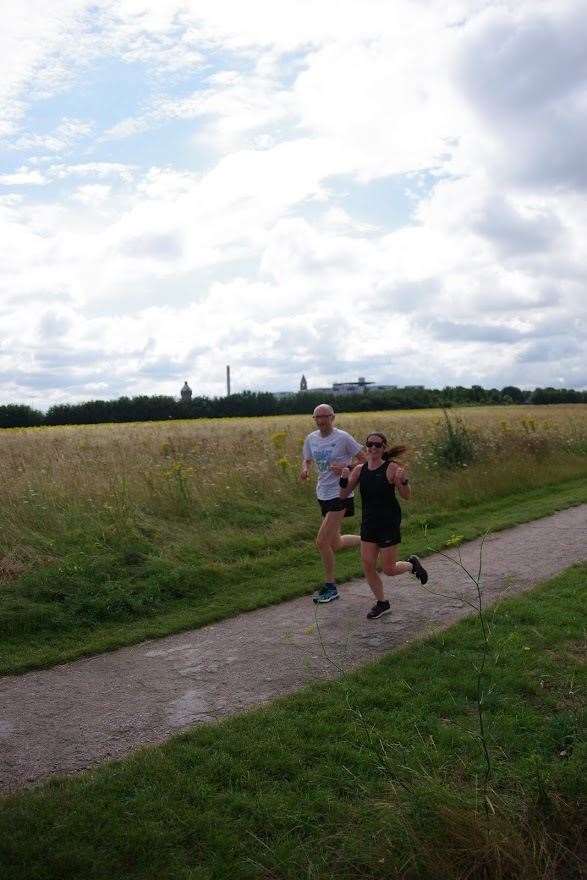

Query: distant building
<box><xmin>180</xmin><ymin>380</ymin><xmax>192</xmax><ymax>402</ymax></box>
<box><xmin>332</xmin><ymin>376</ymin><xmax>373</xmax><ymax>395</ymax></box>
<box><xmin>273</xmin><ymin>376</ymin><xmax>398</xmax><ymax>398</ymax></box>
<box><xmin>274</xmin><ymin>375</ymin><xmax>308</xmax><ymax>399</ymax></box>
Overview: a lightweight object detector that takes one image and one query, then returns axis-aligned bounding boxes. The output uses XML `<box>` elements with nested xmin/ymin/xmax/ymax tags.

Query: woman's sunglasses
<box><xmin>366</xmin><ymin>440</ymin><xmax>384</xmax><ymax>448</ymax></box>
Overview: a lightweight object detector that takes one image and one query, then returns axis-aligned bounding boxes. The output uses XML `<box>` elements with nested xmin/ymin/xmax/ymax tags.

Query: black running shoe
<box><xmin>367</xmin><ymin>600</ymin><xmax>391</xmax><ymax>620</ymax></box>
<box><xmin>408</xmin><ymin>555</ymin><xmax>428</xmax><ymax>585</ymax></box>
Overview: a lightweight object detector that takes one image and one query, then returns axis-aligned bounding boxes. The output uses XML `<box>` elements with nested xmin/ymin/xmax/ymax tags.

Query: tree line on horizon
<box><xmin>1</xmin><ymin>385</ymin><xmax>586</xmax><ymax>429</ymax></box>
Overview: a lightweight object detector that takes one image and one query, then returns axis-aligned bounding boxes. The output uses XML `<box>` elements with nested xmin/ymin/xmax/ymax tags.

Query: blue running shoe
<box><xmin>313</xmin><ymin>584</ymin><xmax>339</xmax><ymax>604</ymax></box>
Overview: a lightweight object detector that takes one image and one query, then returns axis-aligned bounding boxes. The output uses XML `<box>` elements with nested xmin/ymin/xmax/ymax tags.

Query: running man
<box><xmin>300</xmin><ymin>403</ymin><xmax>365</xmax><ymax>603</ymax></box>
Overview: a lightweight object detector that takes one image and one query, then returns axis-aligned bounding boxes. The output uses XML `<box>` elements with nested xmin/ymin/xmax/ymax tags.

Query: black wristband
<box><xmin>339</xmin><ymin>476</ymin><xmax>349</xmax><ymax>488</ymax></box>
<box><xmin>401</xmin><ymin>478</ymin><xmax>409</xmax><ymax>486</ymax></box>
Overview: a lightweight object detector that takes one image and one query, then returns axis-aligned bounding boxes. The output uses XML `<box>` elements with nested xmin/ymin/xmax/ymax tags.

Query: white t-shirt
<box><xmin>302</xmin><ymin>427</ymin><xmax>363</xmax><ymax>500</ymax></box>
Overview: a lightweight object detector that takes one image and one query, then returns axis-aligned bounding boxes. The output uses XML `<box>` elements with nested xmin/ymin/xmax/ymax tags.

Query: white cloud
<box><xmin>0</xmin><ymin>1</ymin><xmax>98</xmax><ymax>137</ymax></box>
<box><xmin>49</xmin><ymin>162</ymin><xmax>136</xmax><ymax>181</ymax></box>
<box><xmin>10</xmin><ymin>118</ymin><xmax>94</xmax><ymax>154</ymax></box>
<box><xmin>0</xmin><ymin>0</ymin><xmax>586</xmax><ymax>406</ymax></box>
<box><xmin>71</xmin><ymin>183</ymin><xmax>113</xmax><ymax>205</ymax></box>
<box><xmin>0</xmin><ymin>168</ymin><xmax>47</xmax><ymax>185</ymax></box>
<box><xmin>452</xmin><ymin>2</ymin><xmax>587</xmax><ymax>190</ymax></box>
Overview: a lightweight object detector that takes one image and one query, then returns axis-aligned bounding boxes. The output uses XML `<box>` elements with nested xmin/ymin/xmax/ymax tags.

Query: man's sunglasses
<box><xmin>366</xmin><ymin>440</ymin><xmax>384</xmax><ymax>448</ymax></box>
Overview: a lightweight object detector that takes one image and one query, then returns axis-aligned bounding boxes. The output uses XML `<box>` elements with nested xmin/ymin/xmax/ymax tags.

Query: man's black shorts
<box><xmin>318</xmin><ymin>497</ymin><xmax>355</xmax><ymax>518</ymax></box>
<box><xmin>360</xmin><ymin>523</ymin><xmax>401</xmax><ymax>547</ymax></box>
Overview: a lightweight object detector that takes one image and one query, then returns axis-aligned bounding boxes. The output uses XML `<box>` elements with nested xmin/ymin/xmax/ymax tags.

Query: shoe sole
<box><xmin>367</xmin><ymin>607</ymin><xmax>392</xmax><ymax>619</ymax></box>
<box><xmin>409</xmin><ymin>555</ymin><xmax>428</xmax><ymax>585</ymax></box>
<box><xmin>313</xmin><ymin>594</ymin><xmax>340</xmax><ymax>604</ymax></box>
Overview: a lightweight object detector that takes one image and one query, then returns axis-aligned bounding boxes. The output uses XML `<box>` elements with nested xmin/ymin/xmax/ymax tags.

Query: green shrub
<box><xmin>429</xmin><ymin>410</ymin><xmax>476</xmax><ymax>469</ymax></box>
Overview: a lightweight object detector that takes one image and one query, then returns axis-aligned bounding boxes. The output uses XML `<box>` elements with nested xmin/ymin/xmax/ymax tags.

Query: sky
<box><xmin>1</xmin><ymin>0</ymin><xmax>586</xmax><ymax>409</ymax></box>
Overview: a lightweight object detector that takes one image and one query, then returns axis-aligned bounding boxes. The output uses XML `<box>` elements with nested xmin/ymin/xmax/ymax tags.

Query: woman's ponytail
<box><xmin>383</xmin><ymin>444</ymin><xmax>407</xmax><ymax>461</ymax></box>
<box><xmin>366</xmin><ymin>432</ymin><xmax>407</xmax><ymax>462</ymax></box>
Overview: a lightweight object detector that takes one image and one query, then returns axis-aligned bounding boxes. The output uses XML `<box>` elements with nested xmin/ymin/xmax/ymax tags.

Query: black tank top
<box><xmin>359</xmin><ymin>461</ymin><xmax>401</xmax><ymax>526</ymax></box>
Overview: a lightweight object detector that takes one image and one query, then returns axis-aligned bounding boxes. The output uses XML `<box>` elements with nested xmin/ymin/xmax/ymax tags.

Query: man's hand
<box><xmin>299</xmin><ymin>465</ymin><xmax>309</xmax><ymax>481</ymax></box>
<box><xmin>329</xmin><ymin>461</ymin><xmax>348</xmax><ymax>476</ymax></box>
<box><xmin>338</xmin><ymin>465</ymin><xmax>351</xmax><ymax>497</ymax></box>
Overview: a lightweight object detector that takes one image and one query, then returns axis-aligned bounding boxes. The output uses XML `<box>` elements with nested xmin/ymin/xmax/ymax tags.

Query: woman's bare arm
<box><xmin>386</xmin><ymin>461</ymin><xmax>411</xmax><ymax>500</ymax></box>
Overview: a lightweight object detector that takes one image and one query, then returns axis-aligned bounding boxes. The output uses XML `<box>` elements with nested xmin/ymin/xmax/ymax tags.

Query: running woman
<box><xmin>339</xmin><ymin>432</ymin><xmax>428</xmax><ymax>619</ymax></box>
<box><xmin>300</xmin><ymin>403</ymin><xmax>365</xmax><ymax>604</ymax></box>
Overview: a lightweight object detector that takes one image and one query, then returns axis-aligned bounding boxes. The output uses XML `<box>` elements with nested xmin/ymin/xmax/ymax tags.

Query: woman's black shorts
<box><xmin>318</xmin><ymin>497</ymin><xmax>355</xmax><ymax>518</ymax></box>
<box><xmin>360</xmin><ymin>522</ymin><xmax>401</xmax><ymax>547</ymax></box>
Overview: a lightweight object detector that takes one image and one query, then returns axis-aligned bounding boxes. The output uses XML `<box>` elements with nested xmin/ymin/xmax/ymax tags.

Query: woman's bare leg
<box><xmin>361</xmin><ymin>541</ymin><xmax>385</xmax><ymax>601</ymax></box>
<box><xmin>380</xmin><ymin>545</ymin><xmax>412</xmax><ymax>577</ymax></box>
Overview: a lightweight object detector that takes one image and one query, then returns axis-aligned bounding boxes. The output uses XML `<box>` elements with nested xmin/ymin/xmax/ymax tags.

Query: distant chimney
<box><xmin>226</xmin><ymin>365</ymin><xmax>231</xmax><ymax>396</ymax></box>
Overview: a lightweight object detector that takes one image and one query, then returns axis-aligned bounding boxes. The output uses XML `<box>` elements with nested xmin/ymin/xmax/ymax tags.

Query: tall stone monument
<box><xmin>180</xmin><ymin>380</ymin><xmax>192</xmax><ymax>402</ymax></box>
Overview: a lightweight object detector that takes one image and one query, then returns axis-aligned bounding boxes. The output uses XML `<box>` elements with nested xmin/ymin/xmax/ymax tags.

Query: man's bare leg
<box><xmin>316</xmin><ymin>510</ymin><xmax>360</xmax><ymax>582</ymax></box>
<box><xmin>315</xmin><ymin>510</ymin><xmax>346</xmax><ymax>582</ymax></box>
<box><xmin>337</xmin><ymin>534</ymin><xmax>361</xmax><ymax>550</ymax></box>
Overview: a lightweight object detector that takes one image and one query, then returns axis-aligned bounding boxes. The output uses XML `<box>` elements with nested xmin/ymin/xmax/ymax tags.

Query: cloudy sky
<box><xmin>1</xmin><ymin>0</ymin><xmax>586</xmax><ymax>407</ymax></box>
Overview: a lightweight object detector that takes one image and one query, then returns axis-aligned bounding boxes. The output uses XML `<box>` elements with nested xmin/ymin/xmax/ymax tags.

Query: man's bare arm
<box><xmin>299</xmin><ymin>459</ymin><xmax>313</xmax><ymax>481</ymax></box>
<box><xmin>338</xmin><ymin>464</ymin><xmax>362</xmax><ymax>499</ymax></box>
<box><xmin>330</xmin><ymin>448</ymin><xmax>366</xmax><ymax>475</ymax></box>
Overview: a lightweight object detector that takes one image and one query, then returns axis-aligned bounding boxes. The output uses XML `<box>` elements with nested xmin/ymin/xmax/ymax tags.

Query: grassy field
<box><xmin>0</xmin><ymin>404</ymin><xmax>586</xmax><ymax>673</ymax></box>
<box><xmin>1</xmin><ymin>564</ymin><xmax>585</xmax><ymax>880</ymax></box>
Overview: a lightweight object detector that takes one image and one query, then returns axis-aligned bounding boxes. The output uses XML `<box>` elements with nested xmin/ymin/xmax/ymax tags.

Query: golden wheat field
<box><xmin>0</xmin><ymin>404</ymin><xmax>585</xmax><ymax>665</ymax></box>
<box><xmin>0</xmin><ymin>405</ymin><xmax>585</xmax><ymax>543</ymax></box>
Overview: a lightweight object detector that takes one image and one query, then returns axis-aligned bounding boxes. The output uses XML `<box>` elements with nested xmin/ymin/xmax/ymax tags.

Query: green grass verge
<box><xmin>1</xmin><ymin>565</ymin><xmax>585</xmax><ymax>880</ymax></box>
<box><xmin>1</xmin><ymin>476</ymin><xmax>585</xmax><ymax>674</ymax></box>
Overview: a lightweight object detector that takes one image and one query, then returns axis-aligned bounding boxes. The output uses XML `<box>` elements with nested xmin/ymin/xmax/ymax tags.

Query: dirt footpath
<box><xmin>0</xmin><ymin>505</ymin><xmax>585</xmax><ymax>793</ymax></box>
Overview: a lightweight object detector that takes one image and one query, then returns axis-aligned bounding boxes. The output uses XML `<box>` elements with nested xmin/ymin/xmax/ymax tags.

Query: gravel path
<box><xmin>0</xmin><ymin>505</ymin><xmax>585</xmax><ymax>793</ymax></box>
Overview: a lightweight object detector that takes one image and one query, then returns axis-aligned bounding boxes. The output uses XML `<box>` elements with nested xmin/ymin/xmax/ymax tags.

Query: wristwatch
<box><xmin>401</xmin><ymin>478</ymin><xmax>409</xmax><ymax>485</ymax></box>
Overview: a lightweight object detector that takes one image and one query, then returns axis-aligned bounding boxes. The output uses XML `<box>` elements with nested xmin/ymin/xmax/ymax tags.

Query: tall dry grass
<box><xmin>0</xmin><ymin>405</ymin><xmax>585</xmax><ymax>573</ymax></box>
